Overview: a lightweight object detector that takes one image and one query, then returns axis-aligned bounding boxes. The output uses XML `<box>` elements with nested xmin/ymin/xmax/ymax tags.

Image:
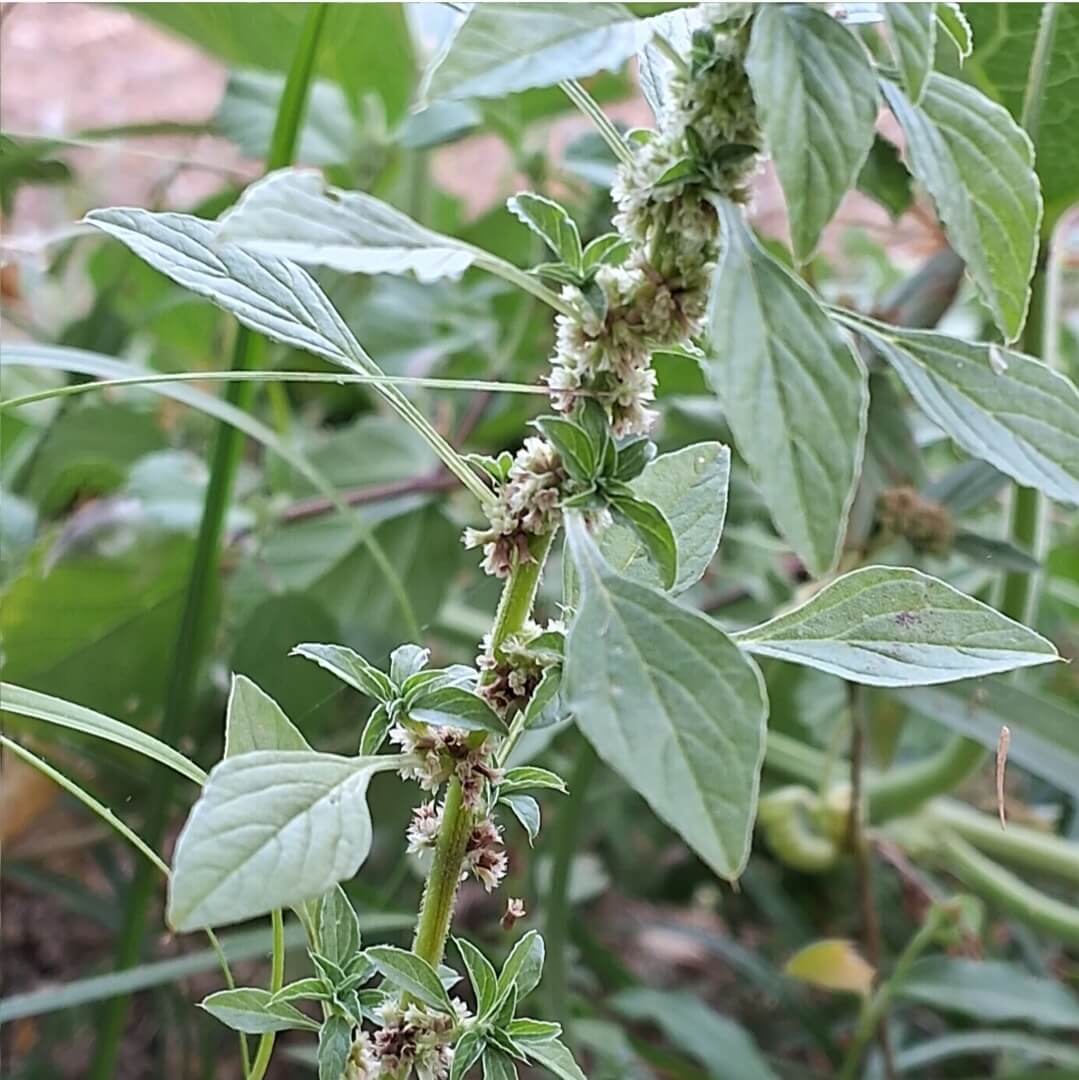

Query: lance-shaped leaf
<box><xmin>200</xmin><ymin>987</ymin><xmax>320</xmax><ymax>1034</ymax></box>
<box><xmin>366</xmin><ymin>946</ymin><xmax>455</xmax><ymax>1014</ymax></box>
<box><xmin>169</xmin><ymin>750</ymin><xmax>387</xmax><ymax>931</ymax></box>
<box><xmin>608</xmin><ymin>494</ymin><xmax>677</xmax><ymax>591</ymax></box>
<box><xmin>735</xmin><ymin>566</ymin><xmax>1058</xmax><ymax>687</ymax></box>
<box><xmin>224</xmin><ymin>674</ymin><xmax>310</xmax><ymax>757</ymax></box>
<box><xmin>746</xmin><ymin>4</ymin><xmax>879</xmax><ymax>261</ymax></box>
<box><xmin>884</xmin><ymin>3</ymin><xmax>936</xmax><ymax>104</ymax></box>
<box><xmin>882</xmin><ymin>74</ymin><xmax>1042</xmax><ymax>343</ymax></box>
<box><xmin>563</xmin><ymin>516</ymin><xmax>767</xmax><ymax>880</ymax></box>
<box><xmin>408</xmin><ymin>684</ymin><xmax>507</xmax><ymax>734</ymax></box>
<box><xmin>507</xmin><ymin>192</ymin><xmax>582</xmax><ymax>270</ymax></box>
<box><xmin>838</xmin><ymin>314</ymin><xmax>1079</xmax><ymax>505</ymax></box>
<box><xmin>599</xmin><ymin>442</ymin><xmax>729</xmax><ymax>594</ymax></box>
<box><xmin>421</xmin><ymin>3</ymin><xmax>648</xmax><ymax>102</ymax></box>
<box><xmin>319</xmin><ymin>886</ymin><xmax>362</xmax><ymax>969</ymax></box>
<box><xmin>707</xmin><ymin>201</ymin><xmax>867</xmax><ymax>577</ymax></box>
<box><xmin>291</xmin><ymin>642</ymin><xmax>395</xmax><ymax>703</ymax></box>
<box><xmin>217</xmin><ymin>168</ymin><xmax>480</xmax><ymax>283</ymax></box>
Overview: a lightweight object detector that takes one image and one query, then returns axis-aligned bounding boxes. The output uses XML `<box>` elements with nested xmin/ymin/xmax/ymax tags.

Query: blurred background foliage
<box><xmin>1</xmin><ymin>3</ymin><xmax>1078</xmax><ymax>1078</ymax></box>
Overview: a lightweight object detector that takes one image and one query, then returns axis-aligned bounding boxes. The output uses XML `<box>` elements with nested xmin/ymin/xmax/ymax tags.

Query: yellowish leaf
<box><xmin>785</xmin><ymin>939</ymin><xmax>875</xmax><ymax>996</ymax></box>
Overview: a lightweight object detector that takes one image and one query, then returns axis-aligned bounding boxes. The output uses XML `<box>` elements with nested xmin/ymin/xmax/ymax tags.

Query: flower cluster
<box><xmin>390</xmin><ymin>724</ymin><xmax>502</xmax><ymax>809</ymax></box>
<box><xmin>406</xmin><ymin>802</ymin><xmax>509</xmax><ymax>893</ymax></box>
<box><xmin>548</xmin><ymin>15</ymin><xmax>761</xmax><ymax>436</ymax></box>
<box><xmin>346</xmin><ymin>998</ymin><xmax>469</xmax><ymax>1080</ymax></box>
<box><xmin>876</xmin><ymin>485</ymin><xmax>955</xmax><ymax>555</ymax></box>
<box><xmin>465</xmin><ymin>15</ymin><xmax>761</xmax><ymax>579</ymax></box>
<box><xmin>477</xmin><ymin>618</ymin><xmax>564</xmax><ymax>716</ymax></box>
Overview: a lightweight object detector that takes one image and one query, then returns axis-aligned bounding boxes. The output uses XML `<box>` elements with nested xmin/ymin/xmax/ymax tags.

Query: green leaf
<box><xmin>224</xmin><ymin>674</ymin><xmax>310</xmax><ymax>757</ymax></box>
<box><xmin>319</xmin><ymin>887</ymin><xmax>362</xmax><ymax>970</ymax></box>
<box><xmin>884</xmin><ymin>3</ymin><xmax>936</xmax><ymax>104</ymax></box>
<box><xmin>895</xmin><ymin>678</ymin><xmax>1079</xmax><ymax>797</ymax></box>
<box><xmin>839</xmin><ymin>316</ymin><xmax>1079</xmax><ymax>504</ymax></box>
<box><xmin>390</xmin><ymin>643</ymin><xmax>430</xmax><ymax>686</ymax></box>
<box><xmin>882</xmin><ymin>73</ymin><xmax>1041</xmax><ymax>343</ymax></box>
<box><xmin>893</xmin><ymin>1030</ymin><xmax>1079</xmax><ymax>1073</ymax></box>
<box><xmin>169</xmin><ymin>751</ymin><xmax>386</xmax><ymax>931</ymax></box>
<box><xmin>402</xmin><ymin>665</ymin><xmax>478</xmax><ymax>700</ymax></box>
<box><xmin>564</xmin><ymin>516</ymin><xmax>767</xmax><ymax>880</ymax></box>
<box><xmin>0</xmin><ymin>682</ymin><xmax>204</xmax><ymax>785</ymax></box>
<box><xmin>707</xmin><ymin>201</ymin><xmax>867</xmax><ymax>577</ymax></box>
<box><xmin>533</xmin><ymin>416</ymin><xmax>597</xmax><ymax>484</ymax></box>
<box><xmin>269</xmin><ymin>978</ymin><xmax>331</xmax><ymax>1005</ymax></box>
<box><xmin>507</xmin><ymin>193</ymin><xmax>582</xmax><ymax>270</ymax></box>
<box><xmin>746</xmin><ymin>4</ymin><xmax>879</xmax><ymax>261</ymax></box>
<box><xmin>421</xmin><ymin>3</ymin><xmax>645</xmax><ymax>102</ymax></box>
<box><xmin>897</xmin><ymin>957</ymin><xmax>1079</xmax><ymax>1030</ymax></box>
<box><xmin>784</xmin><ymin>939</ymin><xmax>875</xmax><ymax>996</ymax></box>
<box><xmin>0</xmin><ymin>538</ymin><xmax>193</xmax><ymax>728</ymax></box>
<box><xmin>523</xmin><ymin>668</ymin><xmax>564</xmax><ymax>730</ymax></box>
<box><xmin>856</xmin><ymin>135</ymin><xmax>913</xmax><ymax>219</ymax></box>
<box><xmin>85</xmin><ymin>206</ymin><xmax>367</xmax><ymax>368</ymax></box>
<box><xmin>214</xmin><ymin>68</ymin><xmax>360</xmax><ymax>166</ymax></box>
<box><xmin>451</xmin><ymin>1031</ymin><xmax>487</xmax><ymax>1080</ymax></box>
<box><xmin>613</xmin><ymin>988</ymin><xmax>779</xmax><ymax>1080</ymax></box>
<box><xmin>962</xmin><ymin>3</ymin><xmax>1079</xmax><ymax>228</ymax></box>
<box><xmin>598</xmin><ymin>442</ymin><xmax>729</xmax><ymax>594</ymax></box>
<box><xmin>735</xmin><ymin>565</ymin><xmax>1059</xmax><ymax>687</ymax></box>
<box><xmin>365</xmin><ymin>945</ymin><xmax>455</xmax><ymax>1014</ymax></box>
<box><xmin>508</xmin><ymin>1019</ymin><xmax>561</xmax><ymax>1042</ymax></box>
<box><xmin>936</xmin><ymin>3</ymin><xmax>972</xmax><ymax>60</ymax></box>
<box><xmin>500</xmin><ymin>767</ymin><xmax>568</xmax><ymax>796</ymax></box>
<box><xmin>582</xmin><ymin>233</ymin><xmax>632</xmax><ymax>271</ymax></box>
<box><xmin>608</xmin><ymin>494</ymin><xmax>677</xmax><ymax>591</ymax></box>
<box><xmin>500</xmin><ymin>793</ymin><xmax>541</xmax><ymax>844</ymax></box>
<box><xmin>199</xmin><ymin>987</ymin><xmax>319</xmax><ymax>1034</ymax></box>
<box><xmin>497</xmin><ymin>930</ymin><xmax>546</xmax><ymax>1004</ymax></box>
<box><xmin>318</xmin><ymin>1013</ymin><xmax>354</xmax><ymax>1080</ymax></box>
<box><xmin>217</xmin><ymin>168</ymin><xmax>478</xmax><ymax>283</ymax></box>
<box><xmin>456</xmin><ymin>937</ymin><xmax>499</xmax><ymax>1018</ymax></box>
<box><xmin>133</xmin><ymin>3</ymin><xmax>414</xmax><ymax>121</ymax></box>
<box><xmin>484</xmin><ymin>1049</ymin><xmax>519</xmax><ymax>1080</ymax></box>
<box><xmin>290</xmin><ymin>643</ymin><xmax>395</xmax><ymax>704</ymax></box>
<box><xmin>611</xmin><ymin>438</ymin><xmax>655</xmax><ymax>484</ymax></box>
<box><xmin>409</xmin><ymin>685</ymin><xmax>507</xmax><ymax>734</ymax></box>
<box><xmin>520</xmin><ymin>1036</ymin><xmax>587</xmax><ymax>1080</ymax></box>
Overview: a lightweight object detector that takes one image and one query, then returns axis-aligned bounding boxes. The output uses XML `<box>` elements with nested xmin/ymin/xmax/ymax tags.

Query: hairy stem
<box><xmin>411</xmin><ymin>531</ymin><xmax>556</xmax><ymax>966</ymax></box>
<box><xmin>90</xmin><ymin>10</ymin><xmax>328</xmax><ymax>1075</ymax></box>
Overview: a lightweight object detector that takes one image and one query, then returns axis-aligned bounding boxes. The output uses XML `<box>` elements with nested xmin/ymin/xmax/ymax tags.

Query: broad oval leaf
<box><xmin>884</xmin><ymin>3</ymin><xmax>936</xmax><ymax>105</ymax></box>
<box><xmin>598</xmin><ymin>442</ymin><xmax>730</xmax><ymax>594</ymax></box>
<box><xmin>200</xmin><ymin>987</ymin><xmax>320</xmax><ymax>1034</ymax></box>
<box><xmin>707</xmin><ymin>201</ymin><xmax>867</xmax><ymax>578</ymax></box>
<box><xmin>217</xmin><ymin>168</ymin><xmax>478</xmax><ymax>283</ymax></box>
<box><xmin>290</xmin><ymin>642</ymin><xmax>395</xmax><ymax>703</ymax></box>
<box><xmin>500</xmin><ymin>793</ymin><xmax>541</xmax><ymax>843</ymax></box>
<box><xmin>882</xmin><ymin>74</ymin><xmax>1042</xmax><ymax>343</ymax></box>
<box><xmin>168</xmin><ymin>750</ymin><xmax>385</xmax><ymax>931</ymax></box>
<box><xmin>735</xmin><ymin>565</ymin><xmax>1058</xmax><ymax>687</ymax></box>
<box><xmin>421</xmin><ymin>3</ymin><xmax>646</xmax><ymax>102</ymax></box>
<box><xmin>897</xmin><ymin>957</ymin><xmax>1079</xmax><ymax>1031</ymax></box>
<box><xmin>564</xmin><ymin>516</ymin><xmax>767</xmax><ymax>880</ymax></box>
<box><xmin>224</xmin><ymin>674</ymin><xmax>310</xmax><ymax>757</ymax></box>
<box><xmin>496</xmin><ymin>929</ymin><xmax>546</xmax><ymax>1003</ymax></box>
<box><xmin>746</xmin><ymin>4</ymin><xmax>879</xmax><ymax>261</ymax></box>
<box><xmin>839</xmin><ymin>315</ymin><xmax>1079</xmax><ymax>505</ymax></box>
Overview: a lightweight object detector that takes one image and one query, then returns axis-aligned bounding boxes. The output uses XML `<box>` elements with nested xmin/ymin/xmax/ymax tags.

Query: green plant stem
<box><xmin>559</xmin><ymin>79</ymin><xmax>634</xmax><ymax>166</ymax></box>
<box><xmin>90</xmin><ymin>10</ymin><xmax>328</xmax><ymax>1076</ymax></box>
<box><xmin>939</xmin><ymin>833</ymin><xmax>1079</xmax><ymax>946</ymax></box>
<box><xmin>247</xmin><ymin>910</ymin><xmax>286</xmax><ymax>1080</ymax></box>
<box><xmin>839</xmin><ymin>905</ymin><xmax>947</xmax><ymax>1080</ymax></box>
<box><xmin>411</xmin><ymin>531</ymin><xmax>557</xmax><ymax>967</ymax></box>
<box><xmin>545</xmin><ymin>737</ymin><xmax>597</xmax><ymax>1036</ymax></box>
